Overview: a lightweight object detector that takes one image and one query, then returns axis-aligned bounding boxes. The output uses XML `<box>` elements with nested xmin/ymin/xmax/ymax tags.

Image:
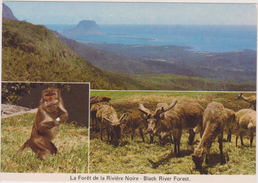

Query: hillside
<box><xmin>54</xmin><ymin>31</ymin><xmax>195</xmax><ymax>76</ymax></box>
<box><xmin>80</xmin><ymin>42</ymin><xmax>256</xmax><ymax>82</ymax></box>
<box><xmin>2</xmin><ymin>18</ymin><xmax>255</xmax><ymax>91</ymax></box>
<box><xmin>1</xmin><ymin>18</ymin><xmax>145</xmax><ymax>90</ymax></box>
<box><xmin>52</xmin><ymin>29</ymin><xmax>255</xmax><ymax>91</ymax></box>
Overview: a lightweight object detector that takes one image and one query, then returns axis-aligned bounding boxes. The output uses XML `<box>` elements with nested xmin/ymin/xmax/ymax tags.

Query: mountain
<box><xmin>2</xmin><ymin>3</ymin><xmax>18</xmax><ymax>20</ymax></box>
<box><xmin>62</xmin><ymin>20</ymin><xmax>104</xmax><ymax>36</ymax></box>
<box><xmin>2</xmin><ymin>14</ymin><xmax>255</xmax><ymax>91</ymax></box>
<box><xmin>1</xmin><ymin>18</ymin><xmax>147</xmax><ymax>90</ymax></box>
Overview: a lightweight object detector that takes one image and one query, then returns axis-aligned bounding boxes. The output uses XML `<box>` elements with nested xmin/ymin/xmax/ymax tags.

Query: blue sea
<box><xmin>46</xmin><ymin>24</ymin><xmax>257</xmax><ymax>53</ymax></box>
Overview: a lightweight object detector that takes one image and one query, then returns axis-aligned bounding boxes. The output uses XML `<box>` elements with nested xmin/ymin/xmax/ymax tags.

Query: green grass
<box><xmin>1</xmin><ymin>113</ymin><xmax>88</xmax><ymax>173</ymax></box>
<box><xmin>90</xmin><ymin>91</ymin><xmax>256</xmax><ymax>174</ymax></box>
<box><xmin>90</xmin><ymin>90</ymin><xmax>217</xmax><ymax>101</ymax></box>
<box><xmin>90</xmin><ymin>132</ymin><xmax>256</xmax><ymax>174</ymax></box>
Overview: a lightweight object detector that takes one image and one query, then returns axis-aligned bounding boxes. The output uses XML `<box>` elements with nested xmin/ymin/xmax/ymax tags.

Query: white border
<box><xmin>1</xmin><ymin>1</ymin><xmax>257</xmax><ymax>182</ymax></box>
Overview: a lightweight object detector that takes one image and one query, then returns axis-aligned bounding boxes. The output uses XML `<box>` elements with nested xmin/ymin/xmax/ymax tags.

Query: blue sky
<box><xmin>4</xmin><ymin>1</ymin><xmax>257</xmax><ymax>25</ymax></box>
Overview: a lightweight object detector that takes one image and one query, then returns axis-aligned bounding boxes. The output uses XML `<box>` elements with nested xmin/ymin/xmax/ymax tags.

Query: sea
<box><xmin>45</xmin><ymin>24</ymin><xmax>257</xmax><ymax>53</ymax></box>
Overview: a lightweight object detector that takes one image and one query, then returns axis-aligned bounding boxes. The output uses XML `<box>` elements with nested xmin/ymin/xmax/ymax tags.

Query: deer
<box><xmin>234</xmin><ymin>108</ymin><xmax>256</xmax><ymax>147</ymax></box>
<box><xmin>138</xmin><ymin>100</ymin><xmax>204</xmax><ymax>156</ymax></box>
<box><xmin>122</xmin><ymin>103</ymin><xmax>172</xmax><ymax>144</ymax></box>
<box><xmin>96</xmin><ymin>104</ymin><xmax>126</xmax><ymax>143</ymax></box>
<box><xmin>224</xmin><ymin>108</ymin><xmax>235</xmax><ymax>142</ymax></box>
<box><xmin>235</xmin><ymin>93</ymin><xmax>256</xmax><ymax>110</ymax></box>
<box><xmin>191</xmin><ymin>102</ymin><xmax>228</xmax><ymax>169</ymax></box>
<box><xmin>121</xmin><ymin>109</ymin><xmax>153</xmax><ymax>143</ymax></box>
<box><xmin>90</xmin><ymin>96</ymin><xmax>111</xmax><ymax>130</ymax></box>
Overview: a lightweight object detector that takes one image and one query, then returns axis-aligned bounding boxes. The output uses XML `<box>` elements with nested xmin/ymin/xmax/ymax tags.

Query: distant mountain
<box><xmin>62</xmin><ymin>20</ymin><xmax>104</xmax><ymax>36</ymax></box>
<box><xmin>2</xmin><ymin>3</ymin><xmax>18</xmax><ymax>20</ymax></box>
<box><xmin>1</xmin><ymin>18</ymin><xmax>146</xmax><ymax>90</ymax></box>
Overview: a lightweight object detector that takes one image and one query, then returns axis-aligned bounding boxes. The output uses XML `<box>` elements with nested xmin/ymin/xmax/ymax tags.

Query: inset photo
<box><xmin>1</xmin><ymin>82</ymin><xmax>89</xmax><ymax>173</ymax></box>
<box><xmin>89</xmin><ymin>90</ymin><xmax>256</xmax><ymax>175</ymax></box>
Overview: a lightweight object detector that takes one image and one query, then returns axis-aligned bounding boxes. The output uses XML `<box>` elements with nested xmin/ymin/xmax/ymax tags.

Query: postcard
<box><xmin>1</xmin><ymin>0</ymin><xmax>256</xmax><ymax>182</ymax></box>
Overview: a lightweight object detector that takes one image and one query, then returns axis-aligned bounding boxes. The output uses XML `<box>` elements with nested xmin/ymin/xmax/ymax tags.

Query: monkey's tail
<box><xmin>17</xmin><ymin>139</ymin><xmax>30</xmax><ymax>155</ymax></box>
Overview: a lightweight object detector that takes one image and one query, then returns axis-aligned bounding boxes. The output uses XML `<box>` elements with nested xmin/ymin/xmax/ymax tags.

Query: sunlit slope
<box><xmin>1</xmin><ymin>18</ymin><xmax>143</xmax><ymax>89</ymax></box>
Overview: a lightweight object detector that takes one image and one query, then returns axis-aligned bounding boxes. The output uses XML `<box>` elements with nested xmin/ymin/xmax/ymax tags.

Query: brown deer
<box><xmin>96</xmin><ymin>104</ymin><xmax>126</xmax><ymax>143</ymax></box>
<box><xmin>191</xmin><ymin>102</ymin><xmax>228</xmax><ymax>169</ymax></box>
<box><xmin>90</xmin><ymin>102</ymin><xmax>111</xmax><ymax>130</ymax></box>
<box><xmin>122</xmin><ymin>103</ymin><xmax>173</xmax><ymax>144</ymax></box>
<box><xmin>90</xmin><ymin>96</ymin><xmax>111</xmax><ymax>130</ymax></box>
<box><xmin>121</xmin><ymin>109</ymin><xmax>153</xmax><ymax>143</ymax></box>
<box><xmin>235</xmin><ymin>109</ymin><xmax>256</xmax><ymax>147</ymax></box>
<box><xmin>235</xmin><ymin>93</ymin><xmax>256</xmax><ymax>110</ymax></box>
<box><xmin>138</xmin><ymin>100</ymin><xmax>204</xmax><ymax>156</ymax></box>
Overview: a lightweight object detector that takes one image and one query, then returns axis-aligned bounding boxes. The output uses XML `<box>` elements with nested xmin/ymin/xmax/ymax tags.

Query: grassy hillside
<box><xmin>2</xmin><ymin>19</ymin><xmax>255</xmax><ymax>91</ymax></box>
<box><xmin>1</xmin><ymin>18</ymin><xmax>144</xmax><ymax>90</ymax></box>
<box><xmin>90</xmin><ymin>91</ymin><xmax>256</xmax><ymax>174</ymax></box>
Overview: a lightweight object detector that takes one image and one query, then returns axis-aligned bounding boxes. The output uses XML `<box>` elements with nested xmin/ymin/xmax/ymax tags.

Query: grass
<box><xmin>1</xmin><ymin>113</ymin><xmax>88</xmax><ymax>173</ymax></box>
<box><xmin>90</xmin><ymin>132</ymin><xmax>256</xmax><ymax>174</ymax></box>
<box><xmin>89</xmin><ymin>91</ymin><xmax>256</xmax><ymax>174</ymax></box>
<box><xmin>90</xmin><ymin>90</ymin><xmax>216</xmax><ymax>102</ymax></box>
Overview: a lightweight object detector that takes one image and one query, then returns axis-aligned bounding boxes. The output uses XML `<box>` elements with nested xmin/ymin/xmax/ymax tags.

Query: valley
<box><xmin>1</xmin><ymin>17</ymin><xmax>256</xmax><ymax>91</ymax></box>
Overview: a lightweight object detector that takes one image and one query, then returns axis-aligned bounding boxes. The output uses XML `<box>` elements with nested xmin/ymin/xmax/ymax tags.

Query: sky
<box><xmin>4</xmin><ymin>1</ymin><xmax>257</xmax><ymax>25</ymax></box>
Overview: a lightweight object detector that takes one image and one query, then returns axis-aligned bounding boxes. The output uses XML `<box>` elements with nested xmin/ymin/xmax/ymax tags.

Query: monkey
<box><xmin>17</xmin><ymin>88</ymin><xmax>68</xmax><ymax>160</ymax></box>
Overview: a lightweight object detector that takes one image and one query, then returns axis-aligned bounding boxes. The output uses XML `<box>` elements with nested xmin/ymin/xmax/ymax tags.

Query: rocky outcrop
<box><xmin>2</xmin><ymin>3</ymin><xmax>18</xmax><ymax>20</ymax></box>
<box><xmin>62</xmin><ymin>20</ymin><xmax>105</xmax><ymax>36</ymax></box>
<box><xmin>1</xmin><ymin>104</ymin><xmax>37</xmax><ymax>118</ymax></box>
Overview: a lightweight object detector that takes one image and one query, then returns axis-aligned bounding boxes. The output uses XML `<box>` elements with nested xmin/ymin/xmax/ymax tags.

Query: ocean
<box><xmin>46</xmin><ymin>24</ymin><xmax>257</xmax><ymax>53</ymax></box>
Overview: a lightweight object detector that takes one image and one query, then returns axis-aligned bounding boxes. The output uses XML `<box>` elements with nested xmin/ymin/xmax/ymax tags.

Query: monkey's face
<box><xmin>42</xmin><ymin>88</ymin><xmax>60</xmax><ymax>113</ymax></box>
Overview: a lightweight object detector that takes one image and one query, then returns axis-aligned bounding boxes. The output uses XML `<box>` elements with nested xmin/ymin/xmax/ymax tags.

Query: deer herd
<box><xmin>90</xmin><ymin>93</ymin><xmax>256</xmax><ymax>169</ymax></box>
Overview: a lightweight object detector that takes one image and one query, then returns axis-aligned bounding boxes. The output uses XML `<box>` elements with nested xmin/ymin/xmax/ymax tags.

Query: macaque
<box><xmin>17</xmin><ymin>88</ymin><xmax>68</xmax><ymax>160</ymax></box>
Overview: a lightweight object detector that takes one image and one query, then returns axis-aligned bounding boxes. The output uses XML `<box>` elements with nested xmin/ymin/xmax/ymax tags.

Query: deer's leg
<box><xmin>139</xmin><ymin>128</ymin><xmax>145</xmax><ymax>142</ymax></box>
<box><xmin>188</xmin><ymin>128</ymin><xmax>195</xmax><ymax>145</ymax></box>
<box><xmin>131</xmin><ymin>128</ymin><xmax>135</xmax><ymax>141</ymax></box>
<box><xmin>240</xmin><ymin>131</ymin><xmax>244</xmax><ymax>147</ymax></box>
<box><xmin>250</xmin><ymin>130</ymin><xmax>254</xmax><ymax>147</ymax></box>
<box><xmin>218</xmin><ymin>133</ymin><xmax>224</xmax><ymax>163</ymax></box>
<box><xmin>227</xmin><ymin>128</ymin><xmax>232</xmax><ymax>142</ymax></box>
<box><xmin>149</xmin><ymin>134</ymin><xmax>154</xmax><ymax>144</ymax></box>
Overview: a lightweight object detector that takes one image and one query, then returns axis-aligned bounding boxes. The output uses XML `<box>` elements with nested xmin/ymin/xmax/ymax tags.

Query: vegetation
<box><xmin>90</xmin><ymin>135</ymin><xmax>255</xmax><ymax>174</ymax></box>
<box><xmin>80</xmin><ymin>42</ymin><xmax>256</xmax><ymax>82</ymax></box>
<box><xmin>1</xmin><ymin>82</ymin><xmax>72</xmax><ymax>105</ymax></box>
<box><xmin>90</xmin><ymin>91</ymin><xmax>256</xmax><ymax>174</ymax></box>
<box><xmin>2</xmin><ymin>19</ymin><xmax>139</xmax><ymax>90</ymax></box>
<box><xmin>2</xmin><ymin>18</ymin><xmax>255</xmax><ymax>91</ymax></box>
<box><xmin>1</xmin><ymin>112</ymin><xmax>88</xmax><ymax>173</ymax></box>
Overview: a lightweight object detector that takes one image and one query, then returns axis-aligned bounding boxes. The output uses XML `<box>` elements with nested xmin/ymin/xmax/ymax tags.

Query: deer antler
<box><xmin>90</xmin><ymin>96</ymin><xmax>98</xmax><ymax>103</ymax></box>
<box><xmin>118</xmin><ymin>113</ymin><xmax>126</xmax><ymax>123</ymax></box>
<box><xmin>155</xmin><ymin>100</ymin><xmax>177</xmax><ymax>116</ymax></box>
<box><xmin>138</xmin><ymin>104</ymin><xmax>151</xmax><ymax>115</ymax></box>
